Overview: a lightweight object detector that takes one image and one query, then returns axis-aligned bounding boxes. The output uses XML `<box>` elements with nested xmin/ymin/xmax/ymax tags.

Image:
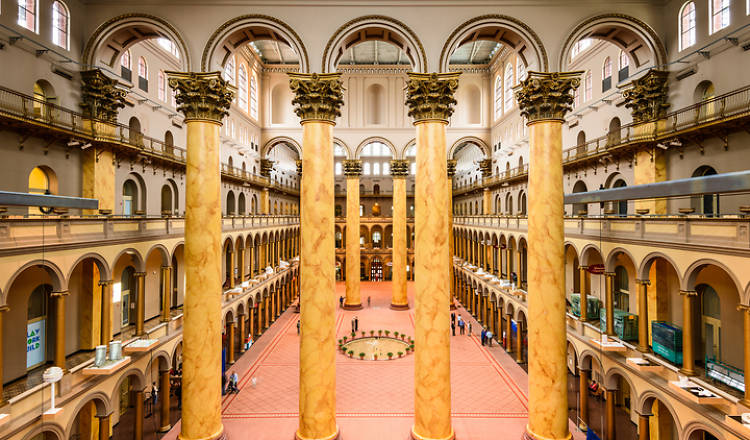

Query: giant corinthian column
<box><xmin>516</xmin><ymin>71</ymin><xmax>582</xmax><ymax>440</ymax></box>
<box><xmin>390</xmin><ymin>159</ymin><xmax>410</xmax><ymax>309</ymax></box>
<box><xmin>343</xmin><ymin>159</ymin><xmax>363</xmax><ymax>310</ymax></box>
<box><xmin>167</xmin><ymin>71</ymin><xmax>233</xmax><ymax>440</ymax></box>
<box><xmin>406</xmin><ymin>72</ymin><xmax>460</xmax><ymax>440</ymax></box>
<box><xmin>289</xmin><ymin>72</ymin><xmax>344</xmax><ymax>440</ymax></box>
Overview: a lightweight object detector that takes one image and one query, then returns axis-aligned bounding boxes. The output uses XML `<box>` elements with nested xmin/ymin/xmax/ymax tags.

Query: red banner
<box><xmin>588</xmin><ymin>264</ymin><xmax>605</xmax><ymax>274</ymax></box>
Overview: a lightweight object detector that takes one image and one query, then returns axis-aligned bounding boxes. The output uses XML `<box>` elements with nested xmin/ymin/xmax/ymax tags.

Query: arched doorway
<box><xmin>691</xmin><ymin>166</ymin><xmax>719</xmax><ymax>216</ymax></box>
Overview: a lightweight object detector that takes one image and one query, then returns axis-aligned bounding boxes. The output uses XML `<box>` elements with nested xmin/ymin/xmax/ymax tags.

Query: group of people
<box><xmin>223</xmin><ymin>370</ymin><xmax>240</xmax><ymax>395</ymax></box>
<box><xmin>450</xmin><ymin>312</ymin><xmax>471</xmax><ymax>336</ymax></box>
<box><xmin>480</xmin><ymin>327</ymin><xmax>494</xmax><ymax>346</ymax></box>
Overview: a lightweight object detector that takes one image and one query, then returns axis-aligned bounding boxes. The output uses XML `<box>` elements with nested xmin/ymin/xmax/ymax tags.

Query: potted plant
<box><xmin>405</xmin><ymin>347</ymin><xmax>410</xmax><ymax>353</ymax></box>
<box><xmin>361</xmin><ymin>331</ymin><xmax>366</xmax><ymax>337</ymax></box>
<box><xmin>387</xmin><ymin>352</ymin><xmax>393</xmax><ymax>359</ymax></box>
<box><xmin>340</xmin><ymin>345</ymin><xmax>347</xmax><ymax>352</ymax></box>
<box><xmin>410</xmin><ymin>343</ymin><xmax>415</xmax><ymax>351</ymax></box>
<box><xmin>394</xmin><ymin>331</ymin><xmax>400</xmax><ymax>339</ymax></box>
<box><xmin>378</xmin><ymin>330</ymin><xmax>383</xmax><ymax>337</ymax></box>
<box><xmin>398</xmin><ymin>351</ymin><xmax>404</xmax><ymax>358</ymax></box>
<box><xmin>369</xmin><ymin>330</ymin><xmax>375</xmax><ymax>337</ymax></box>
<box><xmin>348</xmin><ymin>350</ymin><xmax>354</xmax><ymax>358</ymax></box>
<box><xmin>338</xmin><ymin>338</ymin><xmax>342</xmax><ymax>344</ymax></box>
<box><xmin>359</xmin><ymin>352</ymin><xmax>365</xmax><ymax>359</ymax></box>
<box><xmin>343</xmin><ymin>336</ymin><xmax>348</xmax><ymax>342</ymax></box>
<box><xmin>384</xmin><ymin>330</ymin><xmax>390</xmax><ymax>337</ymax></box>
<box><xmin>373</xmin><ymin>353</ymin><xmax>378</xmax><ymax>360</ymax></box>
<box><xmin>351</xmin><ymin>331</ymin><xmax>356</xmax><ymax>338</ymax></box>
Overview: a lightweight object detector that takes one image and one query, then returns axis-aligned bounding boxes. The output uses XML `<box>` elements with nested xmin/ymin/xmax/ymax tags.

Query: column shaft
<box><xmin>515</xmin><ymin>320</ymin><xmax>524</xmax><ymax>363</ymax></box>
<box><xmin>637</xmin><ymin>280</ymin><xmax>650</xmax><ymax>353</ymax></box>
<box><xmin>605</xmin><ymin>272</ymin><xmax>615</xmax><ymax>336</ymax></box>
<box><xmin>742</xmin><ymin>306</ymin><xmax>750</xmax><ymax>406</ymax></box>
<box><xmin>100</xmin><ymin>281</ymin><xmax>113</xmax><ymax>345</ymax></box>
<box><xmin>238</xmin><ymin>247</ymin><xmax>246</xmax><ymax>286</ymax></box>
<box><xmin>638</xmin><ymin>414</ymin><xmax>650</xmax><ymax>440</ymax></box>
<box><xmin>413</xmin><ymin>119</ymin><xmax>453</xmax><ymax>440</ymax></box>
<box><xmin>161</xmin><ymin>267</ymin><xmax>172</xmax><ymax>322</ymax></box>
<box><xmin>159</xmin><ymin>369</ymin><xmax>172</xmax><ymax>432</ymax></box>
<box><xmin>680</xmin><ymin>291</ymin><xmax>697</xmax><ymax>375</ymax></box>
<box><xmin>229</xmin><ymin>250</ymin><xmax>235</xmax><ymax>289</ymax></box>
<box><xmin>52</xmin><ymin>291</ymin><xmax>68</xmax><ymax>369</ymax></box>
<box><xmin>525</xmin><ymin>119</ymin><xmax>568</xmax><ymax>440</ymax></box>
<box><xmin>264</xmin><ymin>296</ymin><xmax>270</xmax><ymax>329</ymax></box>
<box><xmin>239</xmin><ymin>314</ymin><xmax>247</xmax><ymax>353</ymax></box>
<box><xmin>228</xmin><ymin>321</ymin><xmax>236</xmax><ymax>364</ymax></box>
<box><xmin>579</xmin><ymin>369</ymin><xmax>589</xmax><ymax>431</ymax></box>
<box><xmin>391</xmin><ymin>174</ymin><xmax>408</xmax><ymax>309</ymax></box>
<box><xmin>506</xmin><ymin>314</ymin><xmax>513</xmax><ymax>352</ymax></box>
<box><xmin>606</xmin><ymin>389</ymin><xmax>616</xmax><ymax>440</ymax></box>
<box><xmin>578</xmin><ymin>266</ymin><xmax>588</xmax><ymax>321</ymax></box>
<box><xmin>297</xmin><ymin>119</ymin><xmax>338</xmax><ymax>439</ymax></box>
<box><xmin>135</xmin><ymin>389</ymin><xmax>144</xmax><ymax>440</ymax></box>
<box><xmin>0</xmin><ymin>307</ymin><xmax>7</xmax><ymax>404</ymax></box>
<box><xmin>135</xmin><ymin>272</ymin><xmax>146</xmax><ymax>336</ymax></box>
<box><xmin>97</xmin><ymin>414</ymin><xmax>110</xmax><ymax>440</ymax></box>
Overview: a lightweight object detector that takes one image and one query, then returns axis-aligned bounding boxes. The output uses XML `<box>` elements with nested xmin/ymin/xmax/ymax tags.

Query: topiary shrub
<box><xmin>398</xmin><ymin>351</ymin><xmax>404</xmax><ymax>357</ymax></box>
<box><xmin>358</xmin><ymin>352</ymin><xmax>365</xmax><ymax>359</ymax></box>
<box><xmin>387</xmin><ymin>352</ymin><xmax>393</xmax><ymax>359</ymax></box>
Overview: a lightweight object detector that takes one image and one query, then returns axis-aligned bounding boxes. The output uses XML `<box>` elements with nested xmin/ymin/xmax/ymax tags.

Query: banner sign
<box><xmin>26</xmin><ymin>319</ymin><xmax>45</xmax><ymax>369</ymax></box>
<box><xmin>588</xmin><ymin>264</ymin><xmax>605</xmax><ymax>274</ymax></box>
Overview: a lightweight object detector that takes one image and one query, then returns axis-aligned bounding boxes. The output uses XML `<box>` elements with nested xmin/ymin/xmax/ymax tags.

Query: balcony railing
<box><xmin>0</xmin><ymin>85</ymin><xmax>300</xmax><ymax>196</ymax></box>
<box><xmin>453</xmin><ymin>84</ymin><xmax>750</xmax><ymax>192</ymax></box>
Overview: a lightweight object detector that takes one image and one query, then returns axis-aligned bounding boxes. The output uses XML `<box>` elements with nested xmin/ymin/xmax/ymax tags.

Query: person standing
<box><xmin>367</xmin><ymin>296</ymin><xmax>371</xmax><ymax>307</ymax></box>
<box><xmin>230</xmin><ymin>371</ymin><xmax>239</xmax><ymax>394</ymax></box>
<box><xmin>451</xmin><ymin>321</ymin><xmax>456</xmax><ymax>336</ymax></box>
<box><xmin>481</xmin><ymin>328</ymin><xmax>486</xmax><ymax>345</ymax></box>
<box><xmin>468</xmin><ymin>322</ymin><xmax>472</xmax><ymax>336</ymax></box>
<box><xmin>487</xmin><ymin>330</ymin><xmax>494</xmax><ymax>347</ymax></box>
<box><xmin>339</xmin><ymin>296</ymin><xmax>344</xmax><ymax>308</ymax></box>
<box><xmin>351</xmin><ymin>317</ymin><xmax>355</xmax><ymax>333</ymax></box>
<box><xmin>297</xmin><ymin>319</ymin><xmax>301</xmax><ymax>335</ymax></box>
<box><xmin>354</xmin><ymin>316</ymin><xmax>359</xmax><ymax>332</ymax></box>
<box><xmin>451</xmin><ymin>312</ymin><xmax>456</xmax><ymax>325</ymax></box>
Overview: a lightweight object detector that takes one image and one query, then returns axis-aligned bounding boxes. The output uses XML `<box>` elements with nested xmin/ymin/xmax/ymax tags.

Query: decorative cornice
<box><xmin>405</xmin><ymin>72</ymin><xmax>460</xmax><ymax>123</ymax></box>
<box><xmin>260</xmin><ymin>159</ymin><xmax>275</xmax><ymax>177</ymax></box>
<box><xmin>343</xmin><ymin>159</ymin><xmax>363</xmax><ymax>177</ymax></box>
<box><xmin>447</xmin><ymin>160</ymin><xmax>457</xmax><ymax>178</ymax></box>
<box><xmin>515</xmin><ymin>71</ymin><xmax>583</xmax><ymax>123</ymax></box>
<box><xmin>390</xmin><ymin>160</ymin><xmax>409</xmax><ymax>177</ymax></box>
<box><xmin>622</xmin><ymin>70</ymin><xmax>670</xmax><ymax>123</ymax></box>
<box><xmin>679</xmin><ymin>290</ymin><xmax>698</xmax><ymax>297</ymax></box>
<box><xmin>166</xmin><ymin>71</ymin><xmax>234</xmax><ymax>123</ymax></box>
<box><xmin>295</xmin><ymin>160</ymin><xmax>302</xmax><ymax>176</ymax></box>
<box><xmin>201</xmin><ymin>14</ymin><xmax>309</xmax><ymax>73</ymax></box>
<box><xmin>478</xmin><ymin>159</ymin><xmax>492</xmax><ymax>177</ymax></box>
<box><xmin>288</xmin><ymin>73</ymin><xmax>344</xmax><ymax>123</ymax></box>
<box><xmin>79</xmin><ymin>69</ymin><xmax>127</xmax><ymax>122</ymax></box>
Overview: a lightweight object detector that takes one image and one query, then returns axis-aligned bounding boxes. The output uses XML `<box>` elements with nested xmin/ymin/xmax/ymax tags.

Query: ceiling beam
<box><xmin>468</xmin><ymin>40</ymin><xmax>479</xmax><ymax>64</ymax></box>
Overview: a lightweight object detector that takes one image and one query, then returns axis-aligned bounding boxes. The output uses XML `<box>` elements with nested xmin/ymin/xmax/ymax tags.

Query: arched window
<box><xmin>584</xmin><ymin>71</ymin><xmax>592</xmax><ymax>101</ymax></box>
<box><xmin>711</xmin><ymin>0</ymin><xmax>731</xmax><ymax>34</ymax></box>
<box><xmin>335</xmin><ymin>162</ymin><xmax>343</xmax><ymax>175</ymax></box>
<box><xmin>363</xmin><ymin>162</ymin><xmax>371</xmax><ymax>175</ymax></box>
<box><xmin>51</xmin><ymin>1</ymin><xmax>69</xmax><ymax>49</ymax></box>
<box><xmin>619</xmin><ymin>51</ymin><xmax>629</xmax><ymax>73</ymax></box>
<box><xmin>494</xmin><ymin>76</ymin><xmax>502</xmax><ymax>119</ymax></box>
<box><xmin>33</xmin><ymin>80</ymin><xmax>56</xmax><ymax>117</ymax></box>
<box><xmin>137</xmin><ymin>57</ymin><xmax>148</xmax><ymax>91</ymax></box>
<box><xmin>503</xmin><ymin>63</ymin><xmax>514</xmax><ymax>112</ymax></box>
<box><xmin>157</xmin><ymin>37</ymin><xmax>180</xmax><ymax>58</ymax></box>
<box><xmin>373</xmin><ymin>162</ymin><xmax>381</xmax><ymax>175</ymax></box>
<box><xmin>698</xmin><ymin>283</ymin><xmax>722</xmax><ymax>361</ymax></box>
<box><xmin>161</xmin><ymin>185</ymin><xmax>173</xmax><ymax>214</ymax></box>
<box><xmin>223</xmin><ymin>56</ymin><xmax>236</xmax><ymax>84</ymax></box>
<box><xmin>28</xmin><ymin>166</ymin><xmax>56</xmax><ymax>215</ymax></box>
<box><xmin>158</xmin><ymin>71</ymin><xmax>166</xmax><ymax>101</ymax></box>
<box><xmin>602</xmin><ymin>57</ymin><xmax>613</xmax><ymax>92</ymax></box>
<box><xmin>516</xmin><ymin>58</ymin><xmax>527</xmax><ymax>82</ymax></box>
<box><xmin>122</xmin><ymin>180</ymin><xmax>138</xmax><ymax>216</ymax></box>
<box><xmin>383</xmin><ymin>162</ymin><xmax>390</xmax><ymax>175</ymax></box>
<box><xmin>250</xmin><ymin>75</ymin><xmax>258</xmax><ymax>119</ymax></box>
<box><xmin>680</xmin><ymin>2</ymin><xmax>697</xmax><ymax>50</ymax></box>
<box><xmin>573</xmin><ymin>87</ymin><xmax>580</xmax><ymax>109</ymax></box>
<box><xmin>121</xmin><ymin>50</ymin><xmax>131</xmax><ymax>70</ymax></box>
<box><xmin>692</xmin><ymin>165</ymin><xmax>720</xmax><ymax>215</ymax></box>
<box><xmin>238</xmin><ymin>65</ymin><xmax>248</xmax><ymax>112</ymax></box>
<box><xmin>570</xmin><ymin>38</ymin><xmax>592</xmax><ymax>60</ymax></box>
<box><xmin>138</xmin><ymin>57</ymin><xmax>147</xmax><ymax>79</ymax></box>
<box><xmin>18</xmin><ymin>0</ymin><xmax>37</xmax><ymax>32</ymax></box>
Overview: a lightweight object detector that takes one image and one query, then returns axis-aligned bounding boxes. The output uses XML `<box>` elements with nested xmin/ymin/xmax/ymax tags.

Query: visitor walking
<box><xmin>481</xmin><ymin>328</ymin><xmax>486</xmax><ymax>345</ymax></box>
<box><xmin>230</xmin><ymin>371</ymin><xmax>239</xmax><ymax>394</ymax></box>
<box><xmin>339</xmin><ymin>296</ymin><xmax>344</xmax><ymax>308</ymax></box>
<box><xmin>351</xmin><ymin>317</ymin><xmax>355</xmax><ymax>333</ymax></box>
<box><xmin>451</xmin><ymin>312</ymin><xmax>455</xmax><ymax>325</ymax></box>
<box><xmin>486</xmin><ymin>330</ymin><xmax>494</xmax><ymax>346</ymax></box>
<box><xmin>354</xmin><ymin>316</ymin><xmax>359</xmax><ymax>332</ymax></box>
<box><xmin>468</xmin><ymin>322</ymin><xmax>472</xmax><ymax>335</ymax></box>
<box><xmin>367</xmin><ymin>296</ymin><xmax>371</xmax><ymax>307</ymax></box>
<box><xmin>297</xmin><ymin>319</ymin><xmax>301</xmax><ymax>335</ymax></box>
<box><xmin>151</xmin><ymin>381</ymin><xmax>158</xmax><ymax>408</ymax></box>
<box><xmin>458</xmin><ymin>318</ymin><xmax>465</xmax><ymax>335</ymax></box>
<box><xmin>451</xmin><ymin>321</ymin><xmax>456</xmax><ymax>336</ymax></box>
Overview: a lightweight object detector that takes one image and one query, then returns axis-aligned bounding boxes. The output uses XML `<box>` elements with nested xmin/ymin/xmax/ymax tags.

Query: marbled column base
<box><xmin>522</xmin><ymin>426</ymin><xmax>572</xmax><ymax>440</ymax></box>
<box><xmin>343</xmin><ymin>303</ymin><xmax>363</xmax><ymax>310</ymax></box>
<box><xmin>295</xmin><ymin>427</ymin><xmax>339</xmax><ymax>440</ymax></box>
<box><xmin>390</xmin><ymin>302</ymin><xmax>410</xmax><ymax>310</ymax></box>
<box><xmin>179</xmin><ymin>427</ymin><xmax>226</xmax><ymax>440</ymax></box>
<box><xmin>158</xmin><ymin>424</ymin><xmax>172</xmax><ymax>433</ymax></box>
<box><xmin>411</xmin><ymin>426</ymin><xmax>455</xmax><ymax>440</ymax></box>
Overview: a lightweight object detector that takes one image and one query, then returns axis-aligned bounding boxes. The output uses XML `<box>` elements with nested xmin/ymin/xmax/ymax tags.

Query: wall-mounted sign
<box><xmin>26</xmin><ymin>319</ymin><xmax>46</xmax><ymax>369</ymax></box>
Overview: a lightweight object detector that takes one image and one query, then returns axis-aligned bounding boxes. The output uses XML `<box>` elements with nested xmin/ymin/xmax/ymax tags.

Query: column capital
<box><xmin>737</xmin><ymin>304</ymin><xmax>750</xmax><ymax>312</ymax></box>
<box><xmin>288</xmin><ymin>72</ymin><xmax>344</xmax><ymax>123</ymax></box>
<box><xmin>296</xmin><ymin>160</ymin><xmax>303</xmax><ymax>176</ymax></box>
<box><xmin>516</xmin><ymin>71</ymin><xmax>583</xmax><ymax>123</ymax></box>
<box><xmin>405</xmin><ymin>72</ymin><xmax>460</xmax><ymax>123</ymax></box>
<box><xmin>636</xmin><ymin>279</ymin><xmax>650</xmax><ymax>286</ymax></box>
<box><xmin>134</xmin><ymin>272</ymin><xmax>147</xmax><ymax>278</ymax></box>
<box><xmin>161</xmin><ymin>265</ymin><xmax>173</xmax><ymax>270</ymax></box>
<box><xmin>342</xmin><ymin>159</ymin><xmax>363</xmax><ymax>177</ymax></box>
<box><xmin>260</xmin><ymin>159</ymin><xmax>275</xmax><ymax>177</ymax></box>
<box><xmin>80</xmin><ymin>69</ymin><xmax>128</xmax><ymax>123</ymax></box>
<box><xmin>50</xmin><ymin>290</ymin><xmax>70</xmax><ymax>298</ymax></box>
<box><xmin>166</xmin><ymin>71</ymin><xmax>234</xmax><ymax>123</ymax></box>
<box><xmin>98</xmin><ymin>279</ymin><xmax>114</xmax><ymax>287</ymax></box>
<box><xmin>603</xmin><ymin>271</ymin><xmax>616</xmax><ymax>277</ymax></box>
<box><xmin>0</xmin><ymin>305</ymin><xmax>9</xmax><ymax>312</ymax></box>
<box><xmin>390</xmin><ymin>159</ymin><xmax>409</xmax><ymax>177</ymax></box>
<box><xmin>622</xmin><ymin>69</ymin><xmax>670</xmax><ymax>123</ymax></box>
<box><xmin>680</xmin><ymin>290</ymin><xmax>698</xmax><ymax>297</ymax></box>
<box><xmin>579</xmin><ymin>265</ymin><xmax>589</xmax><ymax>270</ymax></box>
<box><xmin>447</xmin><ymin>159</ymin><xmax>457</xmax><ymax>178</ymax></box>
<box><xmin>478</xmin><ymin>159</ymin><xmax>492</xmax><ymax>178</ymax></box>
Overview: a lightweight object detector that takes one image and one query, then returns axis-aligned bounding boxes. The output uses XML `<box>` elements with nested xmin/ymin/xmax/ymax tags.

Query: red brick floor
<box><xmin>163</xmin><ymin>282</ymin><xmax>584</xmax><ymax>439</ymax></box>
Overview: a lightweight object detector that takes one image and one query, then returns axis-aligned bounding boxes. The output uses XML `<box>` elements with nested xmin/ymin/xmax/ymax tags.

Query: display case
<box><xmin>599</xmin><ymin>308</ymin><xmax>638</xmax><ymax>341</ymax></box>
<box><xmin>651</xmin><ymin>321</ymin><xmax>683</xmax><ymax>365</ymax></box>
<box><xmin>569</xmin><ymin>293</ymin><xmax>601</xmax><ymax>320</ymax></box>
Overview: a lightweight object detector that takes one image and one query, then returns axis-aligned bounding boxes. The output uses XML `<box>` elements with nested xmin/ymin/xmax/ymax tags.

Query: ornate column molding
<box><xmin>636</xmin><ymin>279</ymin><xmax>651</xmax><ymax>286</ymax></box>
<box><xmin>80</xmin><ymin>69</ymin><xmax>127</xmax><ymax>122</ymax></box>
<box><xmin>50</xmin><ymin>290</ymin><xmax>70</xmax><ymax>298</ymax></box>
<box><xmin>390</xmin><ymin>159</ymin><xmax>409</xmax><ymax>178</ymax></box>
<box><xmin>260</xmin><ymin>159</ymin><xmax>275</xmax><ymax>177</ymax></box>
<box><xmin>166</xmin><ymin>71</ymin><xmax>234</xmax><ymax>123</ymax></box>
<box><xmin>405</xmin><ymin>72</ymin><xmax>460</xmax><ymax>123</ymax></box>
<box><xmin>515</xmin><ymin>71</ymin><xmax>583</xmax><ymax>123</ymax></box>
<box><xmin>288</xmin><ymin>72</ymin><xmax>344</xmax><ymax>123</ymax></box>
<box><xmin>295</xmin><ymin>160</ymin><xmax>303</xmax><ymax>176</ymax></box>
<box><xmin>447</xmin><ymin>159</ymin><xmax>457</xmax><ymax>178</ymax></box>
<box><xmin>622</xmin><ymin>69</ymin><xmax>670</xmax><ymax>123</ymax></box>
<box><xmin>478</xmin><ymin>159</ymin><xmax>492</xmax><ymax>178</ymax></box>
<box><xmin>342</xmin><ymin>159</ymin><xmax>363</xmax><ymax>177</ymax></box>
<box><xmin>679</xmin><ymin>290</ymin><xmax>698</xmax><ymax>297</ymax></box>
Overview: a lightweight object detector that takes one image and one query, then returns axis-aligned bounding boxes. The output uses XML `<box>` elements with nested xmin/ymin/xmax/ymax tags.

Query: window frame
<box><xmin>494</xmin><ymin>75</ymin><xmax>502</xmax><ymax>119</ymax></box>
<box><xmin>138</xmin><ymin>57</ymin><xmax>148</xmax><ymax>79</ymax></box>
<box><xmin>238</xmin><ymin>64</ymin><xmax>248</xmax><ymax>112</ymax></box>
<box><xmin>17</xmin><ymin>0</ymin><xmax>38</xmax><ymax>33</ymax></box>
<box><xmin>680</xmin><ymin>1</ymin><xmax>697</xmax><ymax>50</ymax></box>
<box><xmin>249</xmin><ymin>74</ymin><xmax>258</xmax><ymax>119</ymax></box>
<box><xmin>503</xmin><ymin>63</ymin><xmax>514</xmax><ymax>113</ymax></box>
<box><xmin>710</xmin><ymin>0</ymin><xmax>731</xmax><ymax>34</ymax></box>
<box><xmin>51</xmin><ymin>1</ymin><xmax>69</xmax><ymax>49</ymax></box>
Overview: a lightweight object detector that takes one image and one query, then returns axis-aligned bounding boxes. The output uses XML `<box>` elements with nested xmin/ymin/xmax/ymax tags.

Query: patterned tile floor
<box><xmin>164</xmin><ymin>282</ymin><xmax>584</xmax><ymax>439</ymax></box>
